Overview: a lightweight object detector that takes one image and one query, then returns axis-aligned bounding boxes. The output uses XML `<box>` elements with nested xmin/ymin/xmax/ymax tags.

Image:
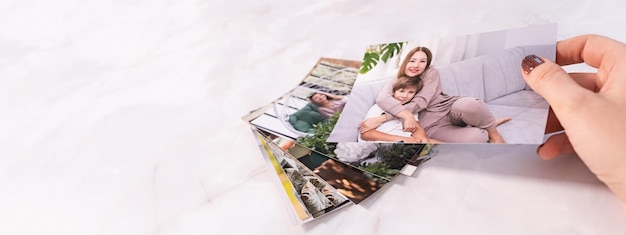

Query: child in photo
<box><xmin>358</xmin><ymin>76</ymin><xmax>439</xmax><ymax>143</ymax></box>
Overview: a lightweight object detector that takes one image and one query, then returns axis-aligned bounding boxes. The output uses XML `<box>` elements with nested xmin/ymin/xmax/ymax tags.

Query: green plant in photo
<box><xmin>359</xmin><ymin>50</ymin><xmax>380</xmax><ymax>74</ymax></box>
<box><xmin>375</xmin><ymin>143</ymin><xmax>421</xmax><ymax>169</ymax></box>
<box><xmin>296</xmin><ymin>112</ymin><xmax>341</xmax><ymax>157</ymax></box>
<box><xmin>362</xmin><ymin>162</ymin><xmax>399</xmax><ymax>182</ymax></box>
<box><xmin>359</xmin><ymin>42</ymin><xmax>406</xmax><ymax>74</ymax></box>
<box><xmin>379</xmin><ymin>43</ymin><xmax>403</xmax><ymax>63</ymax></box>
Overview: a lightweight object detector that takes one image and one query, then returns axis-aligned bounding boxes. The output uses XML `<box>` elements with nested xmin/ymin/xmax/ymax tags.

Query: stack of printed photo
<box><xmin>242</xmin><ymin>24</ymin><xmax>557</xmax><ymax>224</ymax></box>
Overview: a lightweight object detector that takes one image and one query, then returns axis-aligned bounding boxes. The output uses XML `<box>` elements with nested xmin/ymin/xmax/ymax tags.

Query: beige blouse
<box><xmin>318</xmin><ymin>96</ymin><xmax>348</xmax><ymax>119</ymax></box>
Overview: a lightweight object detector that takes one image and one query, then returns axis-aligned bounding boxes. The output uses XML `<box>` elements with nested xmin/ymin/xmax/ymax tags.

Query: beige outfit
<box><xmin>376</xmin><ymin>67</ymin><xmax>496</xmax><ymax>143</ymax></box>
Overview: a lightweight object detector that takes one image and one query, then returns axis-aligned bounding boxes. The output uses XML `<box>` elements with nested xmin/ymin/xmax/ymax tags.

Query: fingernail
<box><xmin>522</xmin><ymin>54</ymin><xmax>545</xmax><ymax>74</ymax></box>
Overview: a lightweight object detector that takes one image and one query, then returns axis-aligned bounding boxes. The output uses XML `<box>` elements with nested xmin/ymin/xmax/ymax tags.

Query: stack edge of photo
<box><xmin>242</xmin><ymin>23</ymin><xmax>557</xmax><ymax>225</ymax></box>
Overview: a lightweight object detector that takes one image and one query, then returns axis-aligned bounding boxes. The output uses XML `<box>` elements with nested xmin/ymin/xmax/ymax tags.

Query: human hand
<box><xmin>394</xmin><ymin>109</ymin><xmax>419</xmax><ymax>132</ymax></box>
<box><xmin>402</xmin><ymin>118</ymin><xmax>419</xmax><ymax>133</ymax></box>
<box><xmin>410</xmin><ymin>126</ymin><xmax>429</xmax><ymax>143</ymax></box>
<box><xmin>521</xmin><ymin>34</ymin><xmax>626</xmax><ymax>209</ymax></box>
<box><xmin>359</xmin><ymin>115</ymin><xmax>385</xmax><ymax>133</ymax></box>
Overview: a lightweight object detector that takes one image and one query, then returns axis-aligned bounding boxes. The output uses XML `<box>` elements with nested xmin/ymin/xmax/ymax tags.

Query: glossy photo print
<box><xmin>244</xmin><ymin>57</ymin><xmax>360</xmax><ymax>140</ymax></box>
<box><xmin>327</xmin><ymin>24</ymin><xmax>557</xmax><ymax>145</ymax></box>
<box><xmin>254</xmin><ymin>128</ymin><xmax>392</xmax><ymax>204</ymax></box>
<box><xmin>253</xmin><ymin>128</ymin><xmax>352</xmax><ymax>224</ymax></box>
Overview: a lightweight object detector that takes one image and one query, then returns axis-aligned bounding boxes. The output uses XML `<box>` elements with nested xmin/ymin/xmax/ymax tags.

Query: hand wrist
<box><xmin>378</xmin><ymin>115</ymin><xmax>387</xmax><ymax>122</ymax></box>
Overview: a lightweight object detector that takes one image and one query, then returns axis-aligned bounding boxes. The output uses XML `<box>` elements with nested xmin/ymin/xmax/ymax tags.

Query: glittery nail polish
<box><xmin>522</xmin><ymin>54</ymin><xmax>545</xmax><ymax>74</ymax></box>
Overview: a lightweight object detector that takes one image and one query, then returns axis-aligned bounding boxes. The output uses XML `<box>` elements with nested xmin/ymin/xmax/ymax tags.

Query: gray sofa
<box><xmin>327</xmin><ymin>44</ymin><xmax>555</xmax><ymax>144</ymax></box>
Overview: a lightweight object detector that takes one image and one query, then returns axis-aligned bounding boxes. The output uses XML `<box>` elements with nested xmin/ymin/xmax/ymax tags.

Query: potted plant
<box><xmin>359</xmin><ymin>41</ymin><xmax>406</xmax><ymax>74</ymax></box>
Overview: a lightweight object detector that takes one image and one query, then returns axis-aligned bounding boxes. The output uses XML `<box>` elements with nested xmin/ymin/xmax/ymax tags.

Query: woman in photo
<box><xmin>360</xmin><ymin>46</ymin><xmax>510</xmax><ymax>143</ymax></box>
<box><xmin>309</xmin><ymin>92</ymin><xmax>348</xmax><ymax>119</ymax></box>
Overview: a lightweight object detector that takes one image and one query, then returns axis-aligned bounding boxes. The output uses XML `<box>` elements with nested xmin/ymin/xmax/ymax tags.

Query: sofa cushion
<box><xmin>488</xmin><ymin>90</ymin><xmax>548</xmax><ymax>109</ymax></box>
<box><xmin>288</xmin><ymin>103</ymin><xmax>324</xmax><ymax>133</ymax></box>
<box><xmin>487</xmin><ymin>104</ymin><xmax>548</xmax><ymax>144</ymax></box>
<box><xmin>481</xmin><ymin>47</ymin><xmax>528</xmax><ymax>102</ymax></box>
<box><xmin>437</xmin><ymin>56</ymin><xmax>485</xmax><ymax>100</ymax></box>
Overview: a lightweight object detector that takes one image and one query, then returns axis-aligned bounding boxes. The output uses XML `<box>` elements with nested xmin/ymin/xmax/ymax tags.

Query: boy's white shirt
<box><xmin>357</xmin><ymin>103</ymin><xmax>419</xmax><ymax>142</ymax></box>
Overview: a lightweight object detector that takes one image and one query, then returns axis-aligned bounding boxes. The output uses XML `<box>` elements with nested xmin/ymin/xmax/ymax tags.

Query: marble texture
<box><xmin>0</xmin><ymin>0</ymin><xmax>625</xmax><ymax>234</ymax></box>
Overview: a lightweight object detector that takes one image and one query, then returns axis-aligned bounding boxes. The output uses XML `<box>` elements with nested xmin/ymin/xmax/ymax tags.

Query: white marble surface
<box><xmin>1</xmin><ymin>0</ymin><xmax>625</xmax><ymax>234</ymax></box>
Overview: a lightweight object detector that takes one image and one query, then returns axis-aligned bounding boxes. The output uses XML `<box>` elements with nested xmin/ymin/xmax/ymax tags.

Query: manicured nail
<box><xmin>522</xmin><ymin>54</ymin><xmax>545</xmax><ymax>74</ymax></box>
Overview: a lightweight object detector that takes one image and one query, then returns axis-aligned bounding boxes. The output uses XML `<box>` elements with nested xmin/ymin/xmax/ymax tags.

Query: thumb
<box><xmin>521</xmin><ymin>55</ymin><xmax>594</xmax><ymax>115</ymax></box>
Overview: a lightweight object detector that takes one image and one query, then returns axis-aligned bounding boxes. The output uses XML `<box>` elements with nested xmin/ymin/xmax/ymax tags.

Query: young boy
<box><xmin>359</xmin><ymin>76</ymin><xmax>435</xmax><ymax>143</ymax></box>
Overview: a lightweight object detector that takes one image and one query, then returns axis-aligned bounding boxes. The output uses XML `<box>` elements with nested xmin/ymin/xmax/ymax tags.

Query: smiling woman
<box><xmin>308</xmin><ymin>93</ymin><xmax>348</xmax><ymax>119</ymax></box>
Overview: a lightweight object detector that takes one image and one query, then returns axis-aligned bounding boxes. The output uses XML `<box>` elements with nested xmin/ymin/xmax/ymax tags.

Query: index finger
<box><xmin>556</xmin><ymin>34</ymin><xmax>626</xmax><ymax>91</ymax></box>
<box><xmin>556</xmin><ymin>34</ymin><xmax>626</xmax><ymax>68</ymax></box>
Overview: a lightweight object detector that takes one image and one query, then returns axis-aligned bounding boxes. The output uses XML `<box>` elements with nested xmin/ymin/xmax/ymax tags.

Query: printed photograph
<box><xmin>253</xmin><ymin>128</ymin><xmax>351</xmax><ymax>223</ymax></box>
<box><xmin>327</xmin><ymin>24</ymin><xmax>557</xmax><ymax>145</ymax></box>
<box><xmin>246</xmin><ymin>57</ymin><xmax>360</xmax><ymax>140</ymax></box>
<box><xmin>253</xmin><ymin>130</ymin><xmax>314</xmax><ymax>223</ymax></box>
<box><xmin>244</xmin><ymin>55</ymin><xmax>440</xmax><ymax>192</ymax></box>
<box><xmin>255</xmin><ymin>128</ymin><xmax>395</xmax><ymax>204</ymax></box>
